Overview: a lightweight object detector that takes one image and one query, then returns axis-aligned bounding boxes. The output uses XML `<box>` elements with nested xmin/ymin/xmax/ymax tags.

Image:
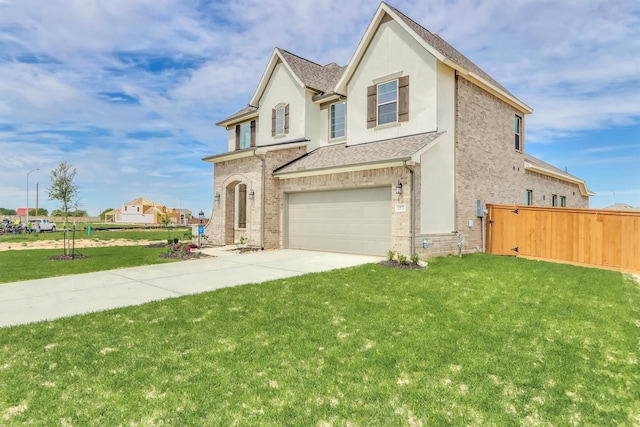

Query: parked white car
<box><xmin>31</xmin><ymin>219</ymin><xmax>57</xmax><ymax>232</ymax></box>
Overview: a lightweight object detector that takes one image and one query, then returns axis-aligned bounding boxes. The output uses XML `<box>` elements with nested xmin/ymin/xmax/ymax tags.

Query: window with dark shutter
<box><xmin>250</xmin><ymin>120</ymin><xmax>256</xmax><ymax>147</ymax></box>
<box><xmin>235</xmin><ymin>125</ymin><xmax>241</xmax><ymax>150</ymax></box>
<box><xmin>398</xmin><ymin>75</ymin><xmax>409</xmax><ymax>122</ymax></box>
<box><xmin>367</xmin><ymin>85</ymin><xmax>377</xmax><ymax>128</ymax></box>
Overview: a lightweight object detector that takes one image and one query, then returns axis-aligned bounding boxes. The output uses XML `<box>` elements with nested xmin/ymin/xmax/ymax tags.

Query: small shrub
<box><xmin>411</xmin><ymin>253</ymin><xmax>420</xmax><ymax>264</ymax></box>
<box><xmin>387</xmin><ymin>250</ymin><xmax>396</xmax><ymax>261</ymax></box>
<box><xmin>173</xmin><ymin>237</ymin><xmax>179</xmax><ymax>244</ymax></box>
<box><xmin>397</xmin><ymin>254</ymin><xmax>407</xmax><ymax>265</ymax></box>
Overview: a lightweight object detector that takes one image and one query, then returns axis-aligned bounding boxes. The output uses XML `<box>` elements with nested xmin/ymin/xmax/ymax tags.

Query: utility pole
<box><xmin>26</xmin><ymin>168</ymin><xmax>40</xmax><ymax>224</ymax></box>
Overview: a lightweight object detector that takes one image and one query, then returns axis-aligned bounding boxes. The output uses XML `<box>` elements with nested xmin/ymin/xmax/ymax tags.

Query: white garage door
<box><xmin>287</xmin><ymin>187</ymin><xmax>391</xmax><ymax>256</ymax></box>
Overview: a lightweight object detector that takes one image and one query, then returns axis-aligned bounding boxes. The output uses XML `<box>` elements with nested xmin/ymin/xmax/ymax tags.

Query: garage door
<box><xmin>287</xmin><ymin>187</ymin><xmax>391</xmax><ymax>256</ymax></box>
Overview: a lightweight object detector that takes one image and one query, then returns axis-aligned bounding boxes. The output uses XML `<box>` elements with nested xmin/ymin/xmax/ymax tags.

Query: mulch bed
<box><xmin>49</xmin><ymin>253</ymin><xmax>88</xmax><ymax>261</ymax></box>
<box><xmin>378</xmin><ymin>260</ymin><xmax>425</xmax><ymax>270</ymax></box>
<box><xmin>158</xmin><ymin>251</ymin><xmax>213</xmax><ymax>260</ymax></box>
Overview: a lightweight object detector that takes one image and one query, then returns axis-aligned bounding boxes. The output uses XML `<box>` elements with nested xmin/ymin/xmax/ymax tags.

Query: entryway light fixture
<box><xmin>248</xmin><ymin>189</ymin><xmax>255</xmax><ymax>200</ymax></box>
<box><xmin>214</xmin><ymin>192</ymin><xmax>220</xmax><ymax>203</ymax></box>
<box><xmin>395</xmin><ymin>181</ymin><xmax>403</xmax><ymax>195</ymax></box>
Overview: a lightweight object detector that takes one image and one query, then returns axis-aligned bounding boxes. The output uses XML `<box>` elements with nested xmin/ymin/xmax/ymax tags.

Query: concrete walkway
<box><xmin>0</xmin><ymin>248</ymin><xmax>382</xmax><ymax>328</ymax></box>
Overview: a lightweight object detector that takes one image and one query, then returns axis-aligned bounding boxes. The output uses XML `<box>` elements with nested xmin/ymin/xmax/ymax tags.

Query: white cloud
<box><xmin>0</xmin><ymin>0</ymin><xmax>638</xmax><ymax>213</ymax></box>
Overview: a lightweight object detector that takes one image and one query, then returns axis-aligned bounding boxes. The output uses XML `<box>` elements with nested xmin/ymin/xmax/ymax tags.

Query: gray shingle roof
<box><xmin>524</xmin><ymin>153</ymin><xmax>582</xmax><ymax>180</ymax></box>
<box><xmin>277</xmin><ymin>49</ymin><xmax>346</xmax><ymax>93</ymax></box>
<box><xmin>384</xmin><ymin>2</ymin><xmax>514</xmax><ymax>98</ymax></box>
<box><xmin>216</xmin><ymin>105</ymin><xmax>257</xmax><ymax>126</ymax></box>
<box><xmin>274</xmin><ymin>132</ymin><xmax>444</xmax><ymax>175</ymax></box>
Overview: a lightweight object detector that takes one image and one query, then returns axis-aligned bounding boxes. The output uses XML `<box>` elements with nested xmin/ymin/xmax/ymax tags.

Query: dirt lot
<box><xmin>0</xmin><ymin>239</ymin><xmax>162</xmax><ymax>252</ymax></box>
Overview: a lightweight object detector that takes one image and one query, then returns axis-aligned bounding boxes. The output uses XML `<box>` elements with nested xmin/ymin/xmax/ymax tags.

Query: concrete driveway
<box><xmin>0</xmin><ymin>248</ymin><xmax>382</xmax><ymax>328</ymax></box>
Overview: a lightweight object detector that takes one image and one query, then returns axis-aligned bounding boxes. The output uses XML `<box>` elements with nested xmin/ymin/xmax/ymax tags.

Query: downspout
<box><xmin>403</xmin><ymin>160</ymin><xmax>415</xmax><ymax>255</ymax></box>
<box><xmin>253</xmin><ymin>151</ymin><xmax>266</xmax><ymax>250</ymax></box>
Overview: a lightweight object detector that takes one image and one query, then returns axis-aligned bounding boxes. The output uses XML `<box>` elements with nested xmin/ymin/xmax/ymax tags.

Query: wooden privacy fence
<box><xmin>486</xmin><ymin>204</ymin><xmax>640</xmax><ymax>272</ymax></box>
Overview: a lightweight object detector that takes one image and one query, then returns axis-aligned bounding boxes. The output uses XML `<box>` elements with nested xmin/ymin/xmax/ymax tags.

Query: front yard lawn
<box><xmin>0</xmin><ymin>254</ymin><xmax>638</xmax><ymax>425</ymax></box>
<box><xmin>0</xmin><ymin>246</ymin><xmax>180</xmax><ymax>283</ymax></box>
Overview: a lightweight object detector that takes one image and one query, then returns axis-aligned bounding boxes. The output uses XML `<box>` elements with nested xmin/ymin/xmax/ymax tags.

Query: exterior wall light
<box><xmin>198</xmin><ymin>211</ymin><xmax>204</xmax><ymax>223</ymax></box>
<box><xmin>248</xmin><ymin>189</ymin><xmax>255</xmax><ymax>200</ymax></box>
<box><xmin>215</xmin><ymin>192</ymin><xmax>221</xmax><ymax>203</ymax></box>
<box><xmin>395</xmin><ymin>181</ymin><xmax>403</xmax><ymax>195</ymax></box>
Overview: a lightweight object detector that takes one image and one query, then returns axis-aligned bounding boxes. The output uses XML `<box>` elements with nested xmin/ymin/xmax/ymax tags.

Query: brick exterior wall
<box><xmin>455</xmin><ymin>76</ymin><xmax>588</xmax><ymax>252</ymax></box>
<box><xmin>207</xmin><ymin>147</ymin><xmax>306</xmax><ymax>248</ymax></box>
<box><xmin>279</xmin><ymin>166</ymin><xmax>413</xmax><ymax>254</ymax></box>
<box><xmin>525</xmin><ymin>170</ymin><xmax>589</xmax><ymax>208</ymax></box>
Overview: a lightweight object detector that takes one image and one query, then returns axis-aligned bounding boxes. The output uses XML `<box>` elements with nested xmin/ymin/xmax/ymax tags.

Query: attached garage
<box><xmin>286</xmin><ymin>187</ymin><xmax>391</xmax><ymax>255</ymax></box>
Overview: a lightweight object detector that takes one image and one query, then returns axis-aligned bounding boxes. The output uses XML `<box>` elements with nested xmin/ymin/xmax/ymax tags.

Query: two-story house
<box><xmin>203</xmin><ymin>2</ymin><xmax>592</xmax><ymax>257</ymax></box>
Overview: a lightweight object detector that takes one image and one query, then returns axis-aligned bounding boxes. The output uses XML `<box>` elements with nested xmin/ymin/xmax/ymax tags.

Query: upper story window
<box><xmin>367</xmin><ymin>75</ymin><xmax>409</xmax><ymax>128</ymax></box>
<box><xmin>514</xmin><ymin>115</ymin><xmax>522</xmax><ymax>151</ymax></box>
<box><xmin>271</xmin><ymin>104</ymin><xmax>289</xmax><ymax>137</ymax></box>
<box><xmin>330</xmin><ymin>102</ymin><xmax>346</xmax><ymax>139</ymax></box>
<box><xmin>235</xmin><ymin>120</ymin><xmax>256</xmax><ymax>150</ymax></box>
<box><xmin>559</xmin><ymin>196</ymin><xmax>566</xmax><ymax>207</ymax></box>
<box><xmin>275</xmin><ymin>108</ymin><xmax>285</xmax><ymax>135</ymax></box>
<box><xmin>552</xmin><ymin>194</ymin><xmax>558</xmax><ymax>207</ymax></box>
<box><xmin>377</xmin><ymin>80</ymin><xmax>398</xmax><ymax>125</ymax></box>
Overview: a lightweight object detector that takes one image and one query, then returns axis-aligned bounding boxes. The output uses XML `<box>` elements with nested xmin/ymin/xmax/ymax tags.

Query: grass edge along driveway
<box><xmin>1</xmin><ymin>254</ymin><xmax>638</xmax><ymax>425</ymax></box>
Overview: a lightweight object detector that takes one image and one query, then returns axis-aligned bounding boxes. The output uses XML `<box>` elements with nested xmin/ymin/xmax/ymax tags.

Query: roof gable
<box><xmin>248</xmin><ymin>48</ymin><xmax>345</xmax><ymax>109</ymax></box>
<box><xmin>334</xmin><ymin>2</ymin><xmax>532</xmax><ymax>114</ymax></box>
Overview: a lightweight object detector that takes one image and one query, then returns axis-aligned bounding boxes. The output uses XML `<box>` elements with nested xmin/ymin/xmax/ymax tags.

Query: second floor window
<box><xmin>330</xmin><ymin>102</ymin><xmax>346</xmax><ymax>139</ymax></box>
<box><xmin>526</xmin><ymin>189</ymin><xmax>533</xmax><ymax>206</ymax></box>
<box><xmin>367</xmin><ymin>75</ymin><xmax>409</xmax><ymax>128</ymax></box>
<box><xmin>239</xmin><ymin>122</ymin><xmax>251</xmax><ymax>149</ymax></box>
<box><xmin>271</xmin><ymin>104</ymin><xmax>289</xmax><ymax>137</ymax></box>
<box><xmin>552</xmin><ymin>194</ymin><xmax>558</xmax><ymax>207</ymax></box>
<box><xmin>515</xmin><ymin>115</ymin><xmax>522</xmax><ymax>151</ymax></box>
<box><xmin>235</xmin><ymin>120</ymin><xmax>256</xmax><ymax>150</ymax></box>
<box><xmin>559</xmin><ymin>196</ymin><xmax>566</xmax><ymax>207</ymax></box>
<box><xmin>275</xmin><ymin>107</ymin><xmax>285</xmax><ymax>135</ymax></box>
<box><xmin>377</xmin><ymin>80</ymin><xmax>398</xmax><ymax>125</ymax></box>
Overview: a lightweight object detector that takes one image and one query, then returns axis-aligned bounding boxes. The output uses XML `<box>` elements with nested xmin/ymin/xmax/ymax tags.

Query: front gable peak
<box><xmin>249</xmin><ymin>48</ymin><xmax>345</xmax><ymax>108</ymax></box>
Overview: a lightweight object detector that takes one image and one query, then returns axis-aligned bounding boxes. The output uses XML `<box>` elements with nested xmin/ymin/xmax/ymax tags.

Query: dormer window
<box><xmin>271</xmin><ymin>104</ymin><xmax>289</xmax><ymax>137</ymax></box>
<box><xmin>330</xmin><ymin>102</ymin><xmax>346</xmax><ymax>139</ymax></box>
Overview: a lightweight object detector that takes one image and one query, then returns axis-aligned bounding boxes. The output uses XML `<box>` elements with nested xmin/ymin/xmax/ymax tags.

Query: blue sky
<box><xmin>0</xmin><ymin>0</ymin><xmax>638</xmax><ymax>217</ymax></box>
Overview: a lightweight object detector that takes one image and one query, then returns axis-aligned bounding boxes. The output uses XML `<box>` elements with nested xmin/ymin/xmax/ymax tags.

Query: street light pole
<box><xmin>26</xmin><ymin>168</ymin><xmax>40</xmax><ymax>225</ymax></box>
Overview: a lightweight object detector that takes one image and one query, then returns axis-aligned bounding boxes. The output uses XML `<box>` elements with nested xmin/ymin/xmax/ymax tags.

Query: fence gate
<box><xmin>487</xmin><ymin>204</ymin><xmax>640</xmax><ymax>272</ymax></box>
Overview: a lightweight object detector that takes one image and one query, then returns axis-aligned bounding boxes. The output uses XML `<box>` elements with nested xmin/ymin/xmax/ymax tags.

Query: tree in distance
<box><xmin>48</xmin><ymin>161</ymin><xmax>81</xmax><ymax>226</ymax></box>
<box><xmin>28</xmin><ymin>208</ymin><xmax>49</xmax><ymax>217</ymax></box>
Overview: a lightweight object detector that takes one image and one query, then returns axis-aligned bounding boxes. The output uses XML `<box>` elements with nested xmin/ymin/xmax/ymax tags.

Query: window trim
<box><xmin>377</xmin><ymin>79</ymin><xmax>398</xmax><ymax>126</ymax></box>
<box><xmin>329</xmin><ymin>101</ymin><xmax>346</xmax><ymax>140</ymax></box>
<box><xmin>526</xmin><ymin>189</ymin><xmax>533</xmax><ymax>206</ymax></box>
<box><xmin>275</xmin><ymin>107</ymin><xmax>285</xmax><ymax>135</ymax></box>
<box><xmin>514</xmin><ymin>115</ymin><xmax>522</xmax><ymax>151</ymax></box>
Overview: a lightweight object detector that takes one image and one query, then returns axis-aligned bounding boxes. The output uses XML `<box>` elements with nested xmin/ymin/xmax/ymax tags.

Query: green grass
<box><xmin>0</xmin><ymin>246</ymin><xmax>179</xmax><ymax>283</ymax></box>
<box><xmin>0</xmin><ymin>227</ymin><xmax>190</xmax><ymax>243</ymax></box>
<box><xmin>0</xmin><ymin>254</ymin><xmax>638</xmax><ymax>425</ymax></box>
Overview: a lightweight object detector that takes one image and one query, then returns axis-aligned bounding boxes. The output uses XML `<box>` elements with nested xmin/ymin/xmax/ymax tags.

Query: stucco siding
<box><xmin>346</xmin><ymin>18</ymin><xmax>438</xmax><ymax>144</ymax></box>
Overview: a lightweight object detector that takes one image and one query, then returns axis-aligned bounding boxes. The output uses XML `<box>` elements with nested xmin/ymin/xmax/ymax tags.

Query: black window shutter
<box><xmin>235</xmin><ymin>125</ymin><xmax>240</xmax><ymax>150</ymax></box>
